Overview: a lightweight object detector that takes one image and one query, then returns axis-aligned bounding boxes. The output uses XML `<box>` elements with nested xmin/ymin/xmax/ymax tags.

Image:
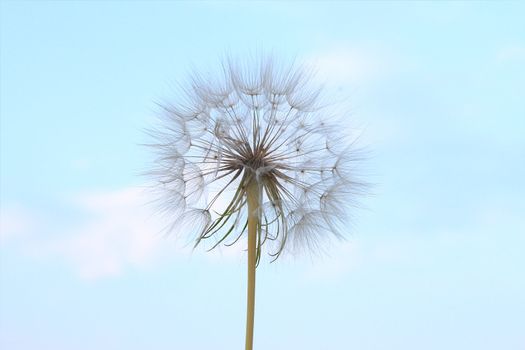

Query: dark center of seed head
<box><xmin>244</xmin><ymin>156</ymin><xmax>266</xmax><ymax>170</ymax></box>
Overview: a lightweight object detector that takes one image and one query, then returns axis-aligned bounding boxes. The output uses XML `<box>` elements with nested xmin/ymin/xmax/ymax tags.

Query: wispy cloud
<box><xmin>48</xmin><ymin>187</ymin><xmax>167</xmax><ymax>279</ymax></box>
<box><xmin>1</xmin><ymin>187</ymin><xmax>247</xmax><ymax>280</ymax></box>
<box><xmin>496</xmin><ymin>44</ymin><xmax>525</xmax><ymax>62</ymax></box>
<box><xmin>0</xmin><ymin>205</ymin><xmax>34</xmax><ymax>242</ymax></box>
<box><xmin>309</xmin><ymin>45</ymin><xmax>397</xmax><ymax>87</ymax></box>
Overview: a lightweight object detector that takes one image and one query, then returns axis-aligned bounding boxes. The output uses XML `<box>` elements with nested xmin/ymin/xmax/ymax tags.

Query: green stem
<box><xmin>245</xmin><ymin>182</ymin><xmax>259</xmax><ymax>350</ymax></box>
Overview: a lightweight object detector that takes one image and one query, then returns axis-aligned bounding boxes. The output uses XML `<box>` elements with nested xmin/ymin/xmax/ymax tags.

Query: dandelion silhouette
<box><xmin>147</xmin><ymin>55</ymin><xmax>365</xmax><ymax>350</ymax></box>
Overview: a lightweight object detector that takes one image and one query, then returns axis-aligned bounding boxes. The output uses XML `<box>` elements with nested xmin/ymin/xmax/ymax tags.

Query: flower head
<box><xmin>148</xmin><ymin>56</ymin><xmax>365</xmax><ymax>263</ymax></box>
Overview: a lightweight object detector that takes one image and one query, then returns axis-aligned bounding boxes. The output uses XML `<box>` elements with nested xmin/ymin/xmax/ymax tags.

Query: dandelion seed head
<box><xmin>147</xmin><ymin>55</ymin><xmax>366</xmax><ymax>262</ymax></box>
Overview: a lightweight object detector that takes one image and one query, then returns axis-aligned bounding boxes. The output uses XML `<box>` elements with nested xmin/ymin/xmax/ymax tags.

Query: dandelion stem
<box><xmin>245</xmin><ymin>180</ymin><xmax>259</xmax><ymax>350</ymax></box>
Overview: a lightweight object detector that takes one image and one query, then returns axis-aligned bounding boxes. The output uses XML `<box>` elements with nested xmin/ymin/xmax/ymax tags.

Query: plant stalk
<box><xmin>245</xmin><ymin>182</ymin><xmax>259</xmax><ymax>350</ymax></box>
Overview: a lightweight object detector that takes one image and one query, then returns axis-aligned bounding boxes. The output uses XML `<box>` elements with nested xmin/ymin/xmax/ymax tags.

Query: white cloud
<box><xmin>309</xmin><ymin>46</ymin><xmax>395</xmax><ymax>86</ymax></box>
<box><xmin>1</xmin><ymin>187</ymin><xmax>247</xmax><ymax>280</ymax></box>
<box><xmin>496</xmin><ymin>44</ymin><xmax>525</xmax><ymax>62</ymax></box>
<box><xmin>0</xmin><ymin>205</ymin><xmax>34</xmax><ymax>242</ymax></box>
<box><xmin>47</xmin><ymin>187</ymin><xmax>167</xmax><ymax>279</ymax></box>
<box><xmin>53</xmin><ymin>187</ymin><xmax>249</xmax><ymax>279</ymax></box>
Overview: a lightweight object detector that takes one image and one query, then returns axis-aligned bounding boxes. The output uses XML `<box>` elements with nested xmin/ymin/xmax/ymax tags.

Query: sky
<box><xmin>1</xmin><ymin>1</ymin><xmax>524</xmax><ymax>349</ymax></box>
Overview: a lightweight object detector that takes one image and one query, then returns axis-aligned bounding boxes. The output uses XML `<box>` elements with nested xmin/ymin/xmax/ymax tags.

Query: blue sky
<box><xmin>1</xmin><ymin>1</ymin><xmax>524</xmax><ymax>349</ymax></box>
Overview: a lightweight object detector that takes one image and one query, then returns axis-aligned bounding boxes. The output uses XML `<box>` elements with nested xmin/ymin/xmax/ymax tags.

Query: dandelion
<box><xmin>147</xmin><ymin>55</ymin><xmax>366</xmax><ymax>350</ymax></box>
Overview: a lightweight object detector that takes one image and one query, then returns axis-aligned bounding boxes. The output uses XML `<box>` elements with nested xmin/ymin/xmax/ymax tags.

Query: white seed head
<box><xmin>147</xmin><ymin>56</ymin><xmax>366</xmax><ymax>263</ymax></box>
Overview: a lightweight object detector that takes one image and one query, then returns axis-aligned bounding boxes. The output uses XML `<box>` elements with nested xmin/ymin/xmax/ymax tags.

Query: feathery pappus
<box><xmin>147</xmin><ymin>56</ymin><xmax>366</xmax><ymax>264</ymax></box>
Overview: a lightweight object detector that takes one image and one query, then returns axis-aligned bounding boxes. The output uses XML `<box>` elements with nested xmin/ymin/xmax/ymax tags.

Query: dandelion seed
<box><xmin>146</xmin><ymin>55</ymin><xmax>366</xmax><ymax>350</ymax></box>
